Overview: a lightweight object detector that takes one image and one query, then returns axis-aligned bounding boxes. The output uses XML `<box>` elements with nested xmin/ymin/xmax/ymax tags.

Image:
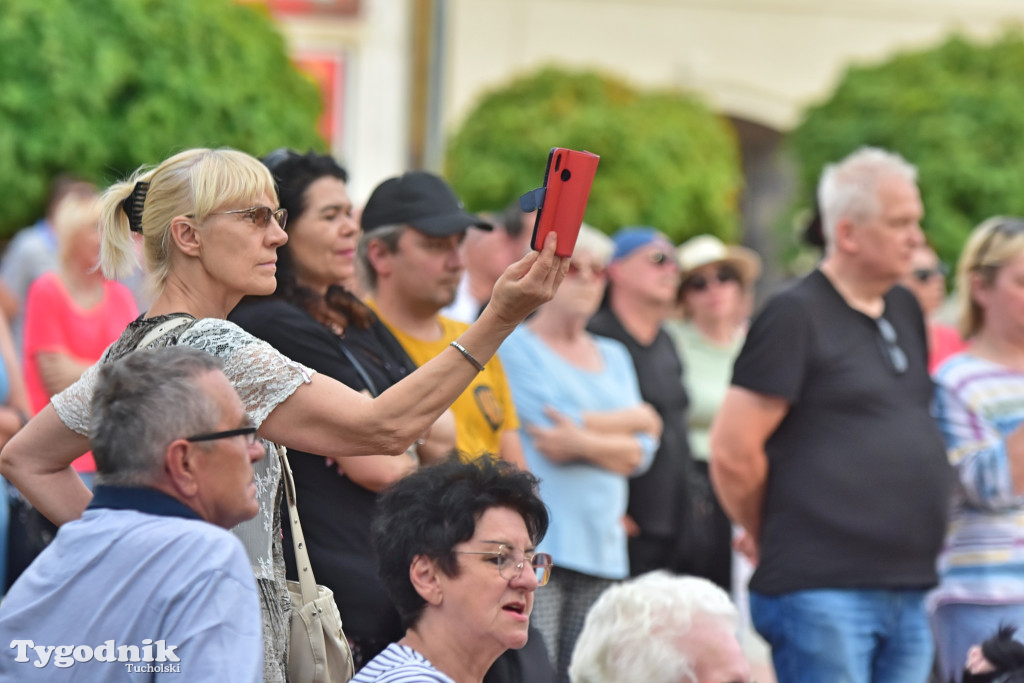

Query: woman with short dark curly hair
<box><xmin>355</xmin><ymin>458</ymin><xmax>551</xmax><ymax>683</ymax></box>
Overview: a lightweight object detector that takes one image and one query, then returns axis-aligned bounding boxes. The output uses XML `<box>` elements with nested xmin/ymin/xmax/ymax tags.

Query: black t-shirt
<box><xmin>229</xmin><ymin>297</ymin><xmax>416</xmax><ymax>642</ymax></box>
<box><xmin>587</xmin><ymin>307</ymin><xmax>692</xmax><ymax>538</ymax></box>
<box><xmin>732</xmin><ymin>270</ymin><xmax>952</xmax><ymax>594</ymax></box>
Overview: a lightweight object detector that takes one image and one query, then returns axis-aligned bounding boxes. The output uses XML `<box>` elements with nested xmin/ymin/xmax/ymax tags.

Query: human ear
<box><xmin>169</xmin><ymin>216</ymin><xmax>202</xmax><ymax>258</ymax></box>
<box><xmin>366</xmin><ymin>239</ymin><xmax>395</xmax><ymax>279</ymax></box>
<box><xmin>165</xmin><ymin>439</ymin><xmax>201</xmax><ymax>498</ymax></box>
<box><xmin>409</xmin><ymin>554</ymin><xmax>443</xmax><ymax>606</ymax></box>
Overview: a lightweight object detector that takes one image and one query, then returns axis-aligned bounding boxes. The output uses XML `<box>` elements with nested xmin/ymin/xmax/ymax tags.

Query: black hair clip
<box><xmin>120</xmin><ymin>180</ymin><xmax>149</xmax><ymax>234</ymax></box>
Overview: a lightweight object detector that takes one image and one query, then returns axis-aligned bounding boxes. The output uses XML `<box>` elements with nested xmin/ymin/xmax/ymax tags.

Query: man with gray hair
<box><xmin>569</xmin><ymin>571</ymin><xmax>751</xmax><ymax>683</ymax></box>
<box><xmin>710</xmin><ymin>147</ymin><xmax>951</xmax><ymax>681</ymax></box>
<box><xmin>0</xmin><ymin>347</ymin><xmax>264</xmax><ymax>680</ymax></box>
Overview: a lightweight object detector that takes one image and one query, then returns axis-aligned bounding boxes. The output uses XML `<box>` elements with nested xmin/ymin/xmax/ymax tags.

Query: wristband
<box><xmin>449</xmin><ymin>340</ymin><xmax>485</xmax><ymax>372</ymax></box>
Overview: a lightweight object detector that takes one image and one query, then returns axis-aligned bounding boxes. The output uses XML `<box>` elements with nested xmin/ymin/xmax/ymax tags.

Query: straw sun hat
<box><xmin>676</xmin><ymin>234</ymin><xmax>762</xmax><ymax>287</ymax></box>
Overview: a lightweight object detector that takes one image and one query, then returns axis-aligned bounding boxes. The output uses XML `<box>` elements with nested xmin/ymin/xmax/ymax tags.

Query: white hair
<box><xmin>573</xmin><ymin>224</ymin><xmax>614</xmax><ymax>265</ymax></box>
<box><xmin>817</xmin><ymin>146</ymin><xmax>917</xmax><ymax>248</ymax></box>
<box><xmin>568</xmin><ymin>571</ymin><xmax>739</xmax><ymax>683</ymax></box>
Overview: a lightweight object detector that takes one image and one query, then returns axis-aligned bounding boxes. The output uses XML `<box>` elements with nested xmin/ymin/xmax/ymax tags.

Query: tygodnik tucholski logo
<box><xmin>9</xmin><ymin>639</ymin><xmax>181</xmax><ymax>672</ymax></box>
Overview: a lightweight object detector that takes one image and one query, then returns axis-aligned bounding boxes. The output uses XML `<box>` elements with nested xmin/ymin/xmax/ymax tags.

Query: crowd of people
<box><xmin>0</xmin><ymin>142</ymin><xmax>1017</xmax><ymax>683</ymax></box>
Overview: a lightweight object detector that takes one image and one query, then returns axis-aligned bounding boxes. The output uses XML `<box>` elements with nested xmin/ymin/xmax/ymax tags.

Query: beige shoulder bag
<box><xmin>282</xmin><ymin>451</ymin><xmax>355</xmax><ymax>682</ymax></box>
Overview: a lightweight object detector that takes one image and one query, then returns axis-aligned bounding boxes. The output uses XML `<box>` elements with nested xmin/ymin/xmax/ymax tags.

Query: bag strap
<box><xmin>134</xmin><ymin>315</ymin><xmax>195</xmax><ymax>351</ymax></box>
<box><xmin>281</xmin><ymin>450</ymin><xmax>320</xmax><ymax>605</ymax></box>
<box><xmin>338</xmin><ymin>343</ymin><xmax>379</xmax><ymax>397</ymax></box>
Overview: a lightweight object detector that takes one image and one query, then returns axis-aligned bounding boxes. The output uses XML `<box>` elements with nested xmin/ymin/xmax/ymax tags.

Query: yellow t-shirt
<box><xmin>368</xmin><ymin>304</ymin><xmax>519</xmax><ymax>461</ymax></box>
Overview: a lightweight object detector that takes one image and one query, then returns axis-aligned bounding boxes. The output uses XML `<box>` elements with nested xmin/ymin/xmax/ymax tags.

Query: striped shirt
<box><xmin>352</xmin><ymin>643</ymin><xmax>455</xmax><ymax>683</ymax></box>
<box><xmin>930</xmin><ymin>352</ymin><xmax>1024</xmax><ymax>610</ymax></box>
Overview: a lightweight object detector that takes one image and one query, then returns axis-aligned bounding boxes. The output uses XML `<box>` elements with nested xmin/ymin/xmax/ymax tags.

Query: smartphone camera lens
<box><xmin>560</xmin><ymin>169</ymin><xmax>571</xmax><ymax>181</ymax></box>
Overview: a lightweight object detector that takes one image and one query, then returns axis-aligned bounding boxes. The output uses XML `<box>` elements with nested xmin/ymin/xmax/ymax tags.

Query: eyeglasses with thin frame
<box><xmin>683</xmin><ymin>265</ymin><xmax>741</xmax><ymax>292</ymax></box>
<box><xmin>455</xmin><ymin>544</ymin><xmax>553</xmax><ymax>586</ymax></box>
<box><xmin>874</xmin><ymin>317</ymin><xmax>908</xmax><ymax>375</ymax></box>
<box><xmin>201</xmin><ymin>206</ymin><xmax>288</xmax><ymax>231</ymax></box>
<box><xmin>185</xmin><ymin>426</ymin><xmax>259</xmax><ymax>446</ymax></box>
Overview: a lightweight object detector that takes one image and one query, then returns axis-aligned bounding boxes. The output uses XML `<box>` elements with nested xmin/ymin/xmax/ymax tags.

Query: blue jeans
<box><xmin>931</xmin><ymin>602</ymin><xmax>1024</xmax><ymax>683</ymax></box>
<box><xmin>750</xmin><ymin>589</ymin><xmax>934</xmax><ymax>683</ymax></box>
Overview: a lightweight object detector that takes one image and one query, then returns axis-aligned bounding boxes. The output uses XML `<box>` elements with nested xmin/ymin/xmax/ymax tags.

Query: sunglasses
<box><xmin>911</xmin><ymin>264</ymin><xmax>948</xmax><ymax>283</ymax></box>
<box><xmin>683</xmin><ymin>265</ymin><xmax>741</xmax><ymax>292</ymax></box>
<box><xmin>875</xmin><ymin>317</ymin><xmax>908</xmax><ymax>375</ymax></box>
<box><xmin>646</xmin><ymin>251</ymin><xmax>678</xmax><ymax>268</ymax></box>
<box><xmin>567</xmin><ymin>262</ymin><xmax>607</xmax><ymax>279</ymax></box>
<box><xmin>205</xmin><ymin>206</ymin><xmax>288</xmax><ymax>230</ymax></box>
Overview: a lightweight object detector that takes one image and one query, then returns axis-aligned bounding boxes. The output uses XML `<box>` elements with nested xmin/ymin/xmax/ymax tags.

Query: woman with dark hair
<box><xmin>229</xmin><ymin>148</ymin><xmax>455</xmax><ymax>668</ymax></box>
<box><xmin>355</xmin><ymin>457</ymin><xmax>551</xmax><ymax>683</ymax></box>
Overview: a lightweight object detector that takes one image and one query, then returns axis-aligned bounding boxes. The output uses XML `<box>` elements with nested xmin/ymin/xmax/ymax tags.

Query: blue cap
<box><xmin>610</xmin><ymin>226</ymin><xmax>669</xmax><ymax>262</ymax></box>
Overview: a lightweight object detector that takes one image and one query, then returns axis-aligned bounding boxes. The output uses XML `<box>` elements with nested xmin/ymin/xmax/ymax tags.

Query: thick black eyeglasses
<box><xmin>185</xmin><ymin>426</ymin><xmax>258</xmax><ymax>446</ymax></box>
<box><xmin>875</xmin><ymin>317</ymin><xmax>908</xmax><ymax>375</ymax></box>
<box><xmin>204</xmin><ymin>206</ymin><xmax>288</xmax><ymax>230</ymax></box>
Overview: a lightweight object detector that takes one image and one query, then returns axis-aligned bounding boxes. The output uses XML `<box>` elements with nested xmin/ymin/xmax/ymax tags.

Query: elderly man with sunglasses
<box><xmin>587</xmin><ymin>227</ymin><xmax>697</xmax><ymax>579</ymax></box>
<box><xmin>0</xmin><ymin>347</ymin><xmax>264</xmax><ymax>681</ymax></box>
<box><xmin>710</xmin><ymin>147</ymin><xmax>952</xmax><ymax>683</ymax></box>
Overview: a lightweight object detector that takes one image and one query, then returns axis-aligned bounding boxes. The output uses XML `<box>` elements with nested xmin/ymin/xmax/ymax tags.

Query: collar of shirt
<box><xmin>88</xmin><ymin>485</ymin><xmax>202</xmax><ymax>521</ymax></box>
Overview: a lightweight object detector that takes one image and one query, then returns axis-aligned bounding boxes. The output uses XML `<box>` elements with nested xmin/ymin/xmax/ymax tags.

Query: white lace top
<box><xmin>51</xmin><ymin>314</ymin><xmax>315</xmax><ymax>682</ymax></box>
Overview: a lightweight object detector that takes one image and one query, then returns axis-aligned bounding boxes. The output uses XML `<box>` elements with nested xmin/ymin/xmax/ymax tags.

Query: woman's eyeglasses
<box><xmin>456</xmin><ymin>544</ymin><xmax>554</xmax><ymax>586</ymax></box>
<box><xmin>205</xmin><ymin>206</ymin><xmax>288</xmax><ymax>230</ymax></box>
<box><xmin>683</xmin><ymin>265</ymin><xmax>741</xmax><ymax>292</ymax></box>
<box><xmin>875</xmin><ymin>317</ymin><xmax>908</xmax><ymax>375</ymax></box>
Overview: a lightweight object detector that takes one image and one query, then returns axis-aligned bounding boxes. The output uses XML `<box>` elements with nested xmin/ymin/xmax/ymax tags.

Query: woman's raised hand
<box><xmin>485</xmin><ymin>232</ymin><xmax>570</xmax><ymax>328</ymax></box>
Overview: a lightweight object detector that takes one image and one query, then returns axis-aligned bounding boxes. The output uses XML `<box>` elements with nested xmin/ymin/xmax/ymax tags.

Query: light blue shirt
<box><xmin>0</xmin><ymin>486</ymin><xmax>262</xmax><ymax>681</ymax></box>
<box><xmin>501</xmin><ymin>326</ymin><xmax>657</xmax><ymax>579</ymax></box>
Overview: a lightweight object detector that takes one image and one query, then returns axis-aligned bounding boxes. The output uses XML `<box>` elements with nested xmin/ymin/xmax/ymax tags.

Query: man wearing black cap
<box><xmin>358</xmin><ymin>171</ymin><xmax>525</xmax><ymax>467</ymax></box>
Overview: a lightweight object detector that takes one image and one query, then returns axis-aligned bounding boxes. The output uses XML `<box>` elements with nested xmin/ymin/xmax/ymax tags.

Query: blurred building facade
<box><xmin>253</xmin><ymin>0</ymin><xmax>1024</xmax><ymax>259</ymax></box>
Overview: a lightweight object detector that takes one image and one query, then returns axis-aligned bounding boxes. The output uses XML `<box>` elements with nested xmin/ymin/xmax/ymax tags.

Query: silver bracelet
<box><xmin>450</xmin><ymin>340</ymin><xmax>485</xmax><ymax>372</ymax></box>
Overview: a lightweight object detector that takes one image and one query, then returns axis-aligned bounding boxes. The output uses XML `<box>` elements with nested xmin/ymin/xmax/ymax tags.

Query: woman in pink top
<box><xmin>22</xmin><ymin>192</ymin><xmax>138</xmax><ymax>470</ymax></box>
<box><xmin>901</xmin><ymin>244</ymin><xmax>966</xmax><ymax>372</ymax></box>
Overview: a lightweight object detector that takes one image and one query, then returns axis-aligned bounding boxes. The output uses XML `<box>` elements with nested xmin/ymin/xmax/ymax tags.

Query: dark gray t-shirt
<box><xmin>732</xmin><ymin>269</ymin><xmax>952</xmax><ymax>595</ymax></box>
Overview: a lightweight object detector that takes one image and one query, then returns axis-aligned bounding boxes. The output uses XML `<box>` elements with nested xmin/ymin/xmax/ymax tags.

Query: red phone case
<box><xmin>530</xmin><ymin>148</ymin><xmax>600</xmax><ymax>257</ymax></box>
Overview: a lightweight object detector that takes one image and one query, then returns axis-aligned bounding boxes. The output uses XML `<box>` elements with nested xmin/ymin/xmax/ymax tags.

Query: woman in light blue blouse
<box><xmin>500</xmin><ymin>225</ymin><xmax>660</xmax><ymax>683</ymax></box>
<box><xmin>932</xmin><ymin>216</ymin><xmax>1024</xmax><ymax>681</ymax></box>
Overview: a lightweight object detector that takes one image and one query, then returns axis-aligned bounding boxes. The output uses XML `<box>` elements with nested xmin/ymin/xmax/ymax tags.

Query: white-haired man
<box><xmin>569</xmin><ymin>571</ymin><xmax>751</xmax><ymax>683</ymax></box>
<box><xmin>710</xmin><ymin>147</ymin><xmax>952</xmax><ymax>681</ymax></box>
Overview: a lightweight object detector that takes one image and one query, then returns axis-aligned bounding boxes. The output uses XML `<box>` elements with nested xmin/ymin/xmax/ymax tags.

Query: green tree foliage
<box><xmin>445</xmin><ymin>67</ymin><xmax>742</xmax><ymax>243</ymax></box>
<box><xmin>0</xmin><ymin>0</ymin><xmax>323</xmax><ymax>237</ymax></box>
<box><xmin>790</xmin><ymin>31</ymin><xmax>1024</xmax><ymax>266</ymax></box>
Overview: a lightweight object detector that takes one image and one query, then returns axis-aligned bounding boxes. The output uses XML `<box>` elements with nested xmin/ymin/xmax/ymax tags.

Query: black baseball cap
<box><xmin>361</xmin><ymin>171</ymin><xmax>493</xmax><ymax>236</ymax></box>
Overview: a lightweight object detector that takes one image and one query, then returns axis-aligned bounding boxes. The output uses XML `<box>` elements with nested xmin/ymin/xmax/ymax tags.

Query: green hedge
<box><xmin>445</xmin><ymin>67</ymin><xmax>742</xmax><ymax>243</ymax></box>
<box><xmin>790</xmin><ymin>31</ymin><xmax>1024</xmax><ymax>266</ymax></box>
<box><xmin>0</xmin><ymin>0</ymin><xmax>323</xmax><ymax>237</ymax></box>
